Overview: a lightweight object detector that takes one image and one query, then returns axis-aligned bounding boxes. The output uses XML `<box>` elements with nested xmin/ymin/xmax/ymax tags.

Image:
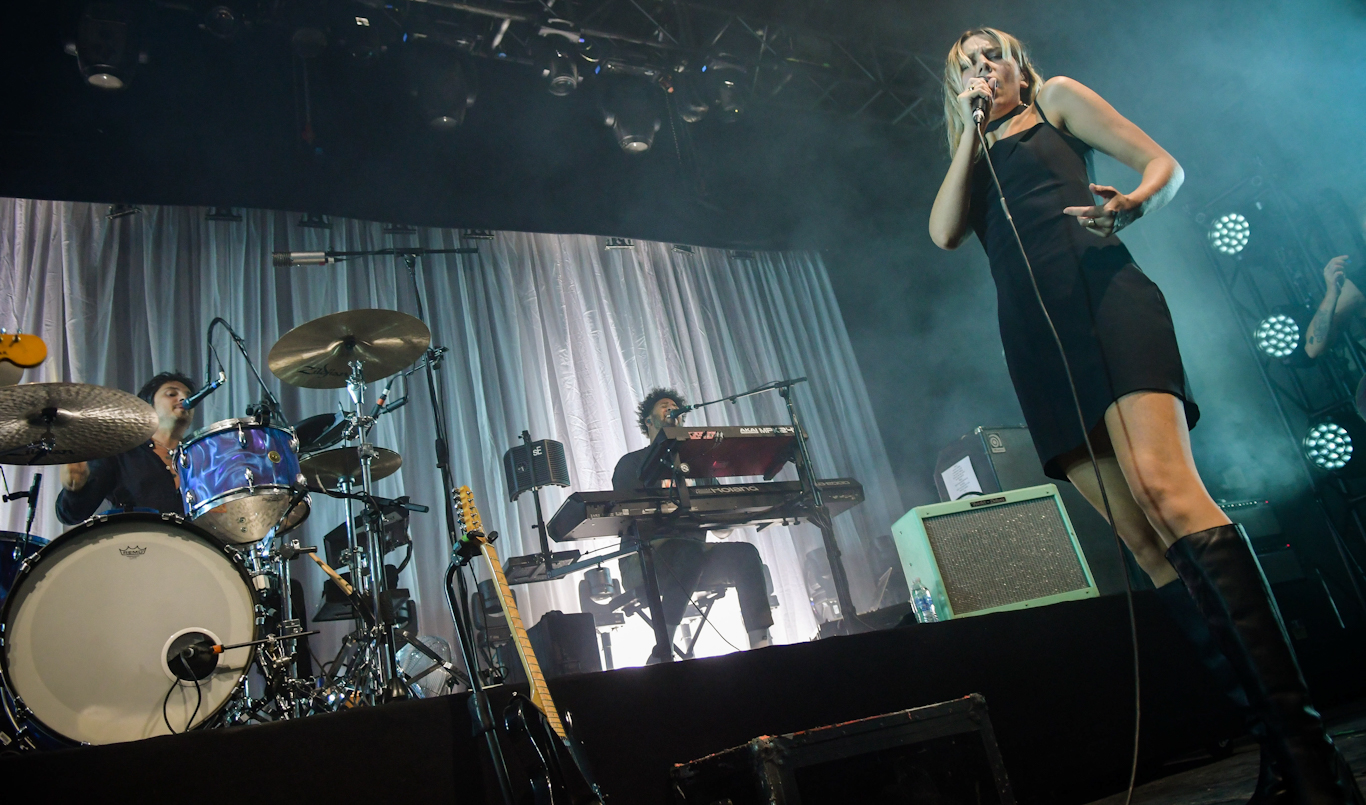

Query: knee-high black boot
<box><xmin>1166</xmin><ymin>524</ymin><xmax>1364</xmax><ymax>804</ymax></box>
<box><xmin>1156</xmin><ymin>579</ymin><xmax>1287</xmax><ymax>803</ymax></box>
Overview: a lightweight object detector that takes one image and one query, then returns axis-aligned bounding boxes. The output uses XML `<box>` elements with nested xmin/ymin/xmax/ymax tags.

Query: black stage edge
<box><xmin>5</xmin><ymin>593</ymin><xmax>1363</xmax><ymax>804</ymax></box>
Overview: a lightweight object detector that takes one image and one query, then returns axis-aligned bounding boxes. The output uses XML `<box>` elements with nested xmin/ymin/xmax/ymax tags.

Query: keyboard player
<box><xmin>612</xmin><ymin>388</ymin><xmax>774</xmax><ymax>656</ymax></box>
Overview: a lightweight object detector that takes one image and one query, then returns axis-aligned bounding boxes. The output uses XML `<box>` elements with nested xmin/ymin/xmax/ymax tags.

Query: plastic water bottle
<box><xmin>911</xmin><ymin>578</ymin><xmax>939</xmax><ymax>623</ymax></box>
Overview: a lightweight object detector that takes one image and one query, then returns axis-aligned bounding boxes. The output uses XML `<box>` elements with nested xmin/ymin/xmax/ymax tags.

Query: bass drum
<box><xmin>0</xmin><ymin>513</ymin><xmax>256</xmax><ymax>746</ymax></box>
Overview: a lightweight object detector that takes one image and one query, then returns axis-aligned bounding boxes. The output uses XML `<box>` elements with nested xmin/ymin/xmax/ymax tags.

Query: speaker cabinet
<box><xmin>935</xmin><ymin>426</ymin><xmax>1140</xmax><ymax>595</ymax></box>
<box><xmin>891</xmin><ymin>484</ymin><xmax>1098</xmax><ymax>620</ymax></box>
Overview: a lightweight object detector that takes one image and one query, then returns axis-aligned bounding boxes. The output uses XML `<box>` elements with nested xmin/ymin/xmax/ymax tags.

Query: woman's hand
<box><xmin>1323</xmin><ymin>255</ymin><xmax>1350</xmax><ymax>293</ymax></box>
<box><xmin>1063</xmin><ymin>183</ymin><xmax>1141</xmax><ymax>237</ymax></box>
<box><xmin>955</xmin><ymin>77</ymin><xmax>996</xmax><ymax>130</ymax></box>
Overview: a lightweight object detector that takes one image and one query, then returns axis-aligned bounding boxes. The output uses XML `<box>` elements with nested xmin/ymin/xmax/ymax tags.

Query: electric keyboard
<box><xmin>546</xmin><ymin>478</ymin><xmax>864</xmax><ymax>542</ymax></box>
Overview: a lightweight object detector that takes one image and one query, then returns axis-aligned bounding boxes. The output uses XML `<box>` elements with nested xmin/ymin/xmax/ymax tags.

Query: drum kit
<box><xmin>0</xmin><ymin>310</ymin><xmax>464</xmax><ymax>752</ymax></box>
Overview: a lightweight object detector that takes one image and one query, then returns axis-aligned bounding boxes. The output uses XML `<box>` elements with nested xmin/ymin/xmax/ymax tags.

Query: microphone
<box><xmin>181</xmin><ymin>371</ymin><xmax>226</xmax><ymax>410</ymax></box>
<box><xmin>970</xmin><ymin>78</ymin><xmax>997</xmax><ymax>125</ymax></box>
<box><xmin>665</xmin><ymin>407</ymin><xmax>686</xmax><ymax>424</ymax></box>
<box><xmin>23</xmin><ymin>473</ymin><xmax>40</xmax><ymax>535</ymax></box>
<box><xmin>368</xmin><ymin>380</ymin><xmax>394</xmax><ymax>421</ymax></box>
<box><xmin>4</xmin><ymin>471</ymin><xmax>40</xmax><ymax>503</ymax></box>
<box><xmin>272</xmin><ymin>251</ymin><xmax>333</xmax><ymax>268</ymax></box>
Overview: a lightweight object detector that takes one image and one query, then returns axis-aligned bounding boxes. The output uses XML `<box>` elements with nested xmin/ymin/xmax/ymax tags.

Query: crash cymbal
<box><xmin>299</xmin><ymin>445</ymin><xmax>402</xmax><ymax>491</ymax></box>
<box><xmin>268</xmin><ymin>309</ymin><xmax>430</xmax><ymax>389</ymax></box>
<box><xmin>0</xmin><ymin>383</ymin><xmax>157</xmax><ymax>465</ymax></box>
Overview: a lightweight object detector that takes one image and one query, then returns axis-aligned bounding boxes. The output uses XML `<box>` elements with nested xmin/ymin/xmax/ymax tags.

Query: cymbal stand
<box><xmin>301</xmin><ymin>244</ymin><xmax>513</xmax><ymax>803</ymax></box>
<box><xmin>342</xmin><ymin>358</ymin><xmax>407</xmax><ymax>702</ymax></box>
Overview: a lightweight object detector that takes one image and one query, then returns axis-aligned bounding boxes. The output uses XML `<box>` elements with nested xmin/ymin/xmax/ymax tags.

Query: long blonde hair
<box><xmin>941</xmin><ymin>28</ymin><xmax>1046</xmax><ymax>155</ymax></box>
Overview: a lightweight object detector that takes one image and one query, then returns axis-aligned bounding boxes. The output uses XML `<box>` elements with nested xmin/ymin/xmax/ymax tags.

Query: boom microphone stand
<box><xmin>276</xmin><ymin>244</ymin><xmax>515</xmax><ymax>805</ymax></box>
<box><xmin>678</xmin><ymin>377</ymin><xmax>864</xmax><ymax>633</ymax></box>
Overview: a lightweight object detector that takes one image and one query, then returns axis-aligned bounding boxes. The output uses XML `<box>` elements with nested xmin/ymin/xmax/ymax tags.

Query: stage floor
<box><xmin>1086</xmin><ymin>707</ymin><xmax>1366</xmax><ymax>804</ymax></box>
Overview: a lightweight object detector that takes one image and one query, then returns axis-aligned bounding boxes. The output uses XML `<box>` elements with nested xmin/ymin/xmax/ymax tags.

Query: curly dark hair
<box><xmin>137</xmin><ymin>371</ymin><xmax>197</xmax><ymax>405</ymax></box>
<box><xmin>635</xmin><ymin>387</ymin><xmax>686</xmax><ymax>436</ymax></box>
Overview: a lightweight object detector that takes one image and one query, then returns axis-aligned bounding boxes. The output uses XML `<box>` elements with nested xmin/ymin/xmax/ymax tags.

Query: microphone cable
<box><xmin>160</xmin><ymin>654</ymin><xmax>204</xmax><ymax>735</ymax></box>
<box><xmin>973</xmin><ymin>114</ymin><xmax>1143</xmax><ymax>805</ymax></box>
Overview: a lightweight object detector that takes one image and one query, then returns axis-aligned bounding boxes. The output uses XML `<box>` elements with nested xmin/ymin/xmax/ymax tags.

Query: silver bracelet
<box><xmin>1112</xmin><ymin>207</ymin><xmax>1139</xmax><ymax>233</ymax></box>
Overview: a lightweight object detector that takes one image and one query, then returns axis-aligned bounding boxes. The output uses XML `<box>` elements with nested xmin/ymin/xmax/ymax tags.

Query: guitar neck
<box><xmin>480</xmin><ymin>541</ymin><xmax>566</xmax><ymax>740</ymax></box>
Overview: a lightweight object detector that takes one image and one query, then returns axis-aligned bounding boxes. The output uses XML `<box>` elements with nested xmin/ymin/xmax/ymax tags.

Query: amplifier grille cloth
<box><xmin>924</xmin><ymin>497</ymin><xmax>1088</xmax><ymax>614</ymax></box>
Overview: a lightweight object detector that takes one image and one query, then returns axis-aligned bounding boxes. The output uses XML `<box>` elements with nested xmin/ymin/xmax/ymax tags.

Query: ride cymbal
<box><xmin>0</xmin><ymin>383</ymin><xmax>157</xmax><ymax>465</ymax></box>
<box><xmin>268</xmin><ymin>309</ymin><xmax>429</xmax><ymax>389</ymax></box>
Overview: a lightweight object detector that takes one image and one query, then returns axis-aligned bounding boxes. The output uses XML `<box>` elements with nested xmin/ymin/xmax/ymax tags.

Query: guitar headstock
<box><xmin>455</xmin><ymin>485</ymin><xmax>486</xmax><ymax>542</ymax></box>
<box><xmin>0</xmin><ymin>334</ymin><xmax>46</xmax><ymax>370</ymax></box>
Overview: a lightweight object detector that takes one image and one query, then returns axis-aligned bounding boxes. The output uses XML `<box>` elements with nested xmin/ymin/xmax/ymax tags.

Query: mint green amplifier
<box><xmin>891</xmin><ymin>484</ymin><xmax>1098</xmax><ymax>621</ymax></box>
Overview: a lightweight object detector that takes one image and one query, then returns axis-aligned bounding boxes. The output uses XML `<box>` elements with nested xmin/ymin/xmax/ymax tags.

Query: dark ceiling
<box><xmin>0</xmin><ymin>0</ymin><xmax>965</xmax><ymax>250</ymax></box>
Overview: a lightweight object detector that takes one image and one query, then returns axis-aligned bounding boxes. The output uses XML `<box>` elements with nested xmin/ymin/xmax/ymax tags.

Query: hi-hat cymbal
<box><xmin>0</xmin><ymin>383</ymin><xmax>157</xmax><ymax>465</ymax></box>
<box><xmin>299</xmin><ymin>446</ymin><xmax>402</xmax><ymax>491</ymax></box>
<box><xmin>268</xmin><ymin>309</ymin><xmax>430</xmax><ymax>389</ymax></box>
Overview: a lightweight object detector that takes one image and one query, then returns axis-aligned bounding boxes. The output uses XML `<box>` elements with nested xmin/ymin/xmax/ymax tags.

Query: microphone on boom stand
<box><xmin>272</xmin><ymin>251</ymin><xmax>334</xmax><ymax>268</ymax></box>
<box><xmin>181</xmin><ymin>371</ymin><xmax>226</xmax><ymax>410</ymax></box>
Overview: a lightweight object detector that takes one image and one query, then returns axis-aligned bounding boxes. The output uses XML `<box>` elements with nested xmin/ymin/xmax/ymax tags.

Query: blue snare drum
<box><xmin>175</xmin><ymin>418</ymin><xmax>310</xmax><ymax>544</ymax></box>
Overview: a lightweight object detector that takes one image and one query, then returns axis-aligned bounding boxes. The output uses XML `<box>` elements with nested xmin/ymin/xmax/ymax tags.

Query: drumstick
<box><xmin>307</xmin><ymin>552</ymin><xmax>355</xmax><ymax>596</ymax></box>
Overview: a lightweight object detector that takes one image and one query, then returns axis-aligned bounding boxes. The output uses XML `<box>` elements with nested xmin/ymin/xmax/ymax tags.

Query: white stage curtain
<box><xmin>0</xmin><ymin>198</ymin><xmax>903</xmax><ymax>665</ymax></box>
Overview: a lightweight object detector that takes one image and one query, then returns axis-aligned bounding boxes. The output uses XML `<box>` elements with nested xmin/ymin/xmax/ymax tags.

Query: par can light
<box><xmin>1209</xmin><ymin>212</ymin><xmax>1251</xmax><ymax>255</ymax></box>
<box><xmin>1254</xmin><ymin>313</ymin><xmax>1300</xmax><ymax>358</ymax></box>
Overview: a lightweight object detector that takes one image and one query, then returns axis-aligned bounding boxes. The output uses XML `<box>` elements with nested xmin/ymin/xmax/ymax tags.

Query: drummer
<box><xmin>56</xmin><ymin>371</ymin><xmax>196</xmax><ymax>524</ymax></box>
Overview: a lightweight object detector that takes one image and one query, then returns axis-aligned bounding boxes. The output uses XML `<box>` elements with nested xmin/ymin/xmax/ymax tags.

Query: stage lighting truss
<box><xmin>1305</xmin><ymin>421</ymin><xmax>1354</xmax><ymax>472</ymax></box>
<box><xmin>1254</xmin><ymin>313</ymin><xmax>1301</xmax><ymax>358</ymax></box>
<box><xmin>1209</xmin><ymin>213</ymin><xmax>1251</xmax><ymax>255</ymax></box>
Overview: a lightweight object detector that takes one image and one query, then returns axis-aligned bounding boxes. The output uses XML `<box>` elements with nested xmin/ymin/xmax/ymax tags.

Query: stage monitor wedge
<box><xmin>892</xmin><ymin>484</ymin><xmax>1098</xmax><ymax>620</ymax></box>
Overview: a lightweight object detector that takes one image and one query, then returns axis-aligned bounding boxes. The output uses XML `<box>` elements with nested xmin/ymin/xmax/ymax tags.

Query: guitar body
<box><xmin>505</xmin><ymin>693</ymin><xmax>602</xmax><ymax>805</ymax></box>
<box><xmin>454</xmin><ymin>487</ymin><xmax>606</xmax><ymax>805</ymax></box>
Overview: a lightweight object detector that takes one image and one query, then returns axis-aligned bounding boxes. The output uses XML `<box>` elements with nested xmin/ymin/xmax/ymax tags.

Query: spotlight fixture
<box><xmin>384</xmin><ymin>223</ymin><xmax>417</xmax><ymax>235</ymax></box>
<box><xmin>543</xmin><ymin>46</ymin><xmax>581</xmax><ymax>96</ymax></box>
<box><xmin>297</xmin><ymin>213</ymin><xmax>331</xmax><ymax>229</ymax></box>
<box><xmin>205</xmin><ymin>207</ymin><xmax>242</xmax><ymax>222</ymax></box>
<box><xmin>705</xmin><ymin>54</ymin><xmax>748</xmax><ymax>121</ymax></box>
<box><xmin>461</xmin><ymin>230</ymin><xmax>495</xmax><ymax>240</ymax></box>
<box><xmin>201</xmin><ymin>5</ymin><xmax>242</xmax><ymax>41</ymax></box>
<box><xmin>1254</xmin><ymin>313</ymin><xmax>1301</xmax><ymax>358</ymax></box>
<box><xmin>76</xmin><ymin>3</ymin><xmax>139</xmax><ymax>90</ymax></box>
<box><xmin>729</xmin><ymin>250</ymin><xmax>756</xmax><ymax>261</ymax></box>
<box><xmin>667</xmin><ymin>71</ymin><xmax>709</xmax><ymax>123</ymax></box>
<box><xmin>1209</xmin><ymin>212</ymin><xmax>1250</xmax><ymax>255</ymax></box>
<box><xmin>600</xmin><ymin>76</ymin><xmax>661</xmax><ymax>154</ymax></box>
<box><xmin>671</xmin><ymin>244</ymin><xmax>695</xmax><ymax>254</ymax></box>
<box><xmin>404</xmin><ymin>43</ymin><xmax>476</xmax><ymax>130</ymax></box>
<box><xmin>604</xmin><ymin>238</ymin><xmax>634</xmax><ymax>250</ymax></box>
<box><xmin>1305</xmin><ymin>421</ymin><xmax>1354</xmax><ymax>472</ymax></box>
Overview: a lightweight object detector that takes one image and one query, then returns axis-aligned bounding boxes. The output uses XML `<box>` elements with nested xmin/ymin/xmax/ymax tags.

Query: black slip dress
<box><xmin>968</xmin><ymin>100</ymin><xmax>1198</xmax><ymax>480</ymax></box>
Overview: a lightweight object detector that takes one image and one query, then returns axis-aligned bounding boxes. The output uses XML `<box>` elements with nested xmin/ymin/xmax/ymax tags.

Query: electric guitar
<box><xmin>455</xmin><ymin>486</ymin><xmax>605</xmax><ymax>805</ymax></box>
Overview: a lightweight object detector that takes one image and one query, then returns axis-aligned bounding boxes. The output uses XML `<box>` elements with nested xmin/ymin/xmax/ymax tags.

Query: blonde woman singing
<box><xmin>928</xmin><ymin>27</ymin><xmax>1362</xmax><ymax>804</ymax></box>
